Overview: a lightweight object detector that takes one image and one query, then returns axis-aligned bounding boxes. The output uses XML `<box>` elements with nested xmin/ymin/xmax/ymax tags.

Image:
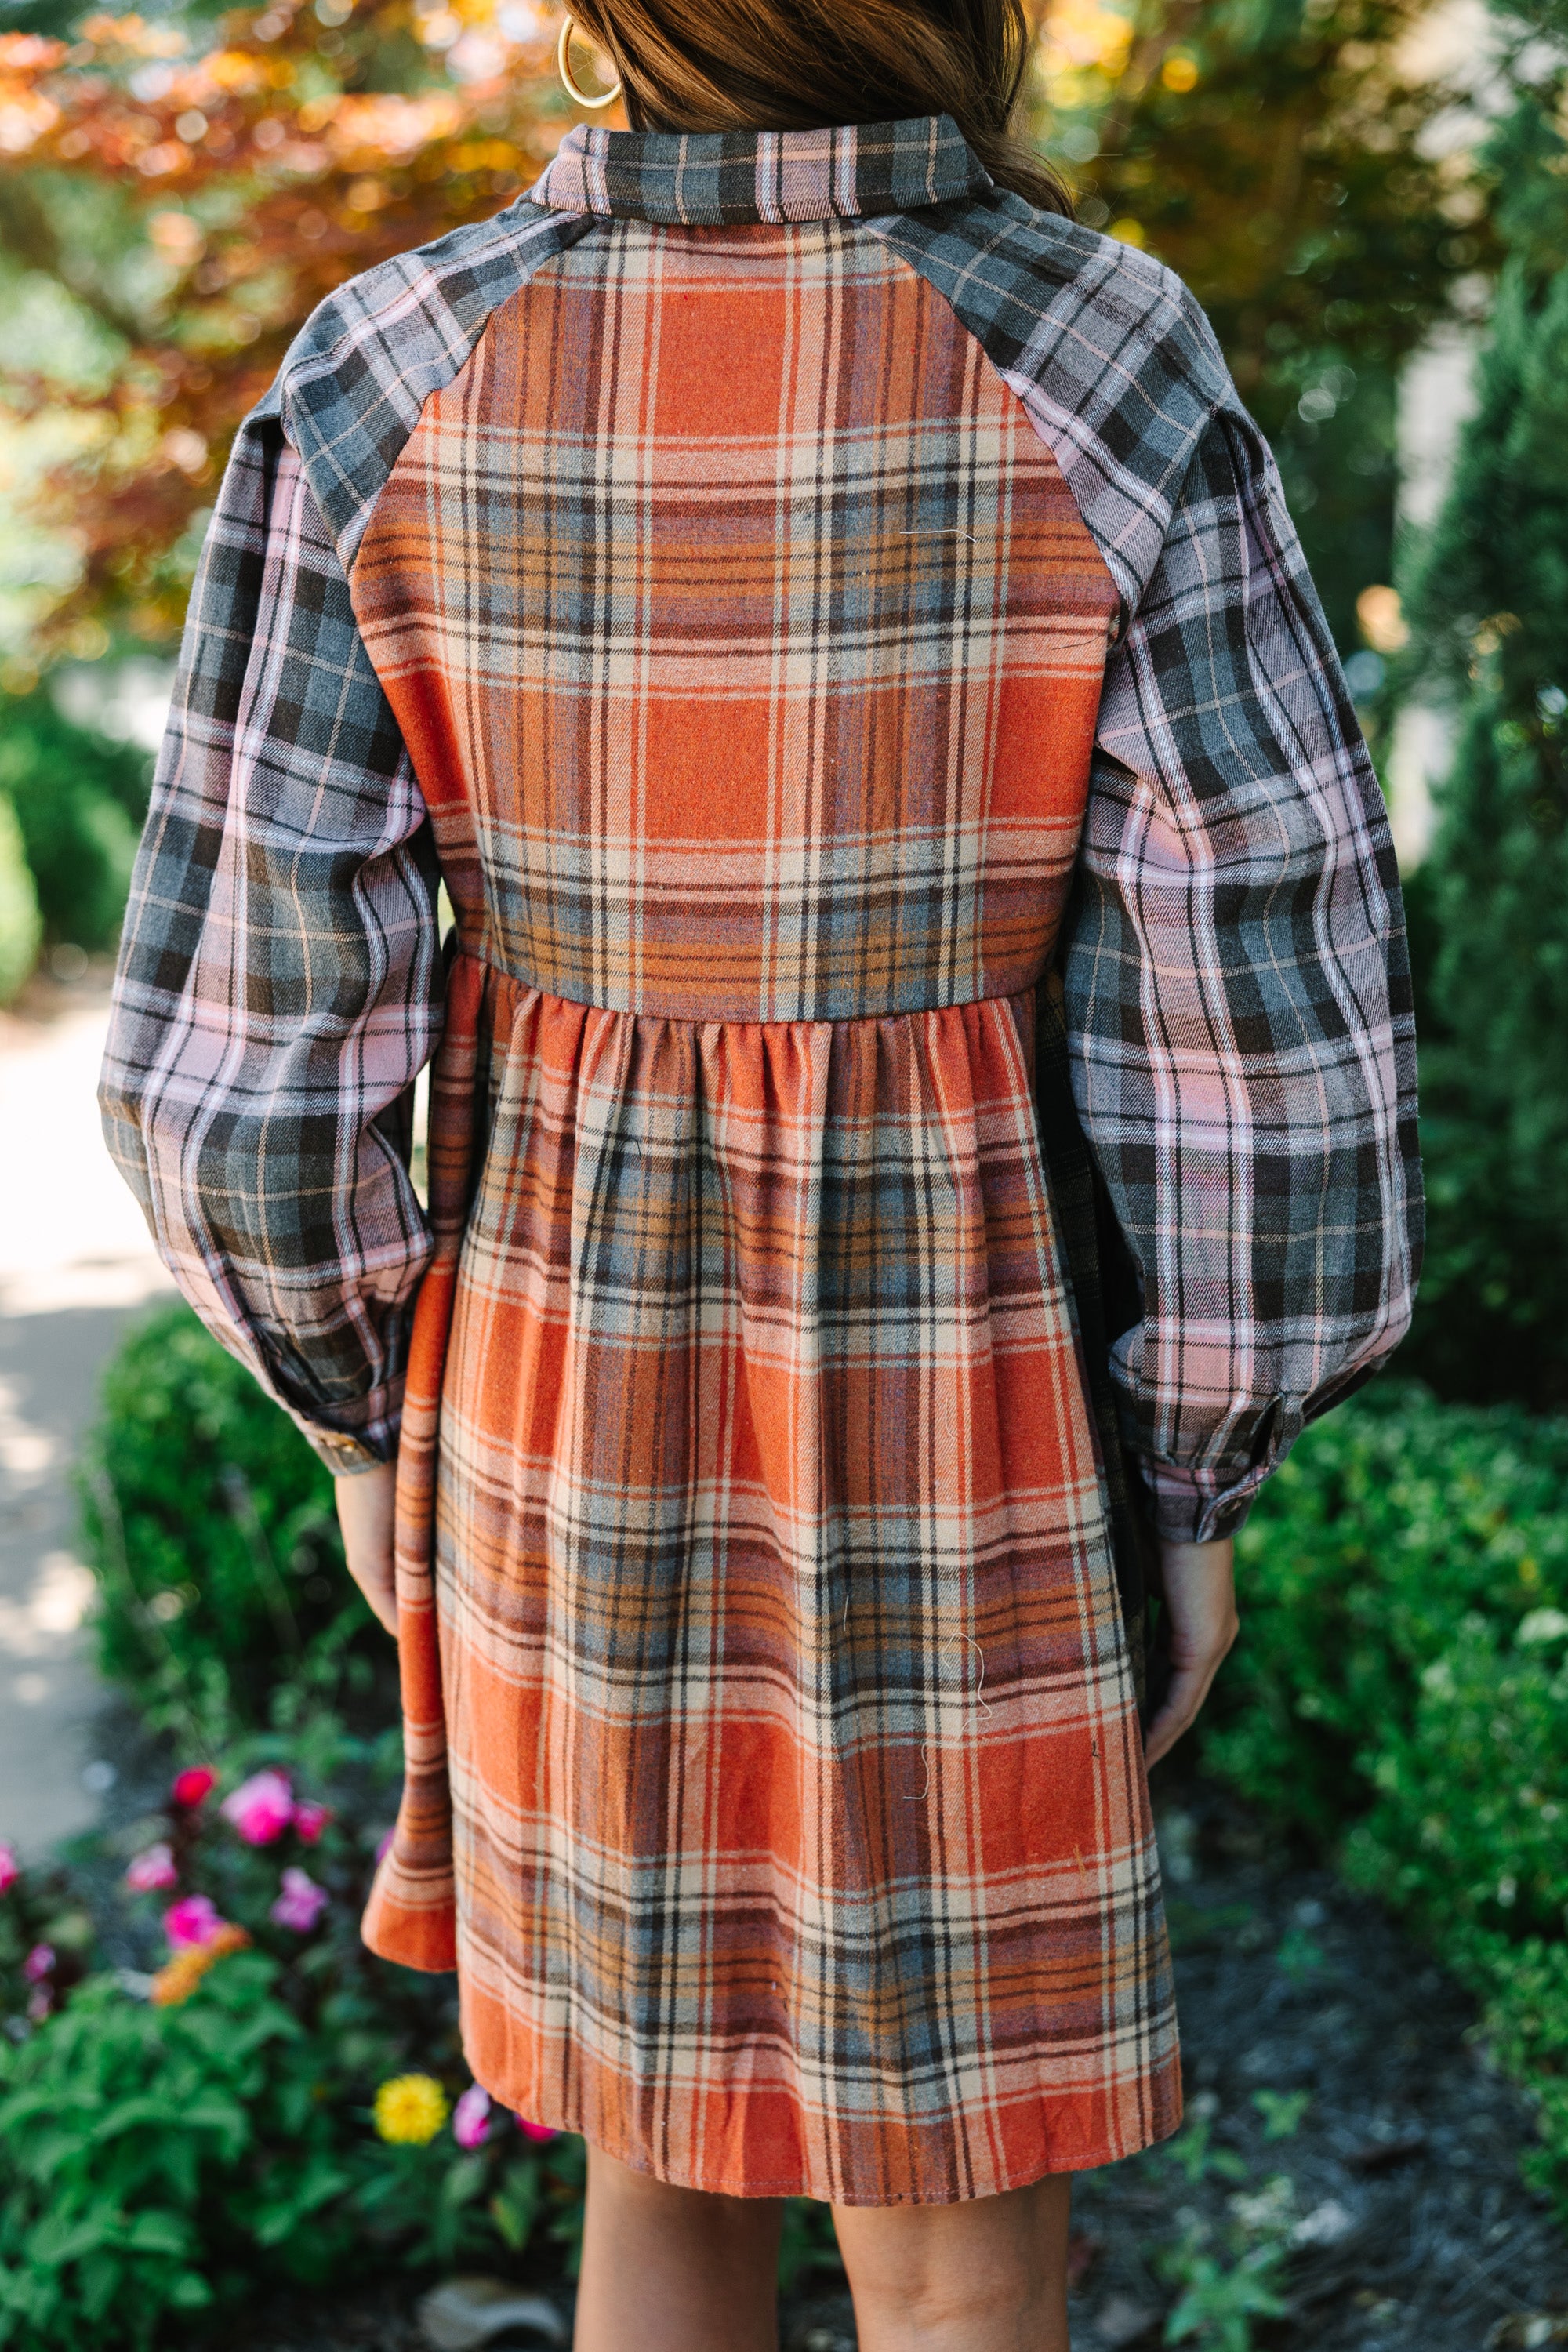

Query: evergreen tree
<box><xmin>1399</xmin><ymin>29</ymin><xmax>1568</xmax><ymax>1408</ymax></box>
<box><xmin>1033</xmin><ymin>0</ymin><xmax>1487</xmax><ymax>649</ymax></box>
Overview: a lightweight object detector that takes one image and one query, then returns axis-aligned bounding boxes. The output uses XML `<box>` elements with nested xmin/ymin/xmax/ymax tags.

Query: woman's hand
<box><xmin>335</xmin><ymin>1460</ymin><xmax>399</xmax><ymax>1636</ymax></box>
<box><xmin>1143</xmin><ymin>1537</ymin><xmax>1238</xmax><ymax>1769</ymax></box>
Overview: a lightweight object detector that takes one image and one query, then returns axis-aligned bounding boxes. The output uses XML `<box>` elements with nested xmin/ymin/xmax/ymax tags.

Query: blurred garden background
<box><xmin>1</xmin><ymin>0</ymin><xmax>1568</xmax><ymax>2341</ymax></box>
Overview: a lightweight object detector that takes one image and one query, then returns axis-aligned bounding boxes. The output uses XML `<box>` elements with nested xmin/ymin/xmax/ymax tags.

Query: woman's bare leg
<box><xmin>832</xmin><ymin>2173</ymin><xmax>1073</xmax><ymax>2352</ymax></box>
<box><xmin>573</xmin><ymin>2143</ymin><xmax>786</xmax><ymax>2352</ymax></box>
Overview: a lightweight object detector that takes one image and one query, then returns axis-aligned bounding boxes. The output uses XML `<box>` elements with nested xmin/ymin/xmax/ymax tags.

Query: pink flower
<box><xmin>515</xmin><ymin>2116</ymin><xmax>558</xmax><ymax>2143</ymax></box>
<box><xmin>292</xmin><ymin>1801</ymin><xmax>332</xmax><ymax>1845</ymax></box>
<box><xmin>125</xmin><ymin>1842</ymin><xmax>179</xmax><ymax>1894</ymax></box>
<box><xmin>164</xmin><ymin>1894</ymin><xmax>223</xmax><ymax>1950</ymax></box>
<box><xmin>172</xmin><ymin>1766</ymin><xmax>217</xmax><ymax>1809</ymax></box>
<box><xmin>0</xmin><ymin>1843</ymin><xmax>18</xmax><ymax>1896</ymax></box>
<box><xmin>269</xmin><ymin>1867</ymin><xmax>328</xmax><ymax>1933</ymax></box>
<box><xmin>22</xmin><ymin>1944</ymin><xmax>54</xmax><ymax>1984</ymax></box>
<box><xmin>220</xmin><ymin>1769</ymin><xmax>293</xmax><ymax>1846</ymax></box>
<box><xmin>452</xmin><ymin>2085</ymin><xmax>492</xmax><ymax>2149</ymax></box>
<box><xmin>26</xmin><ymin>1987</ymin><xmax>52</xmax><ymax>2023</ymax></box>
<box><xmin>373</xmin><ymin>1828</ymin><xmax>395</xmax><ymax>1864</ymax></box>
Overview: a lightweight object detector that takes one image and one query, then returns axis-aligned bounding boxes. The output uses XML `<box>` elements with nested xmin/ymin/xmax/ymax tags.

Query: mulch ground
<box><xmin>229</xmin><ymin>1777</ymin><xmax>1568</xmax><ymax>2352</ymax></box>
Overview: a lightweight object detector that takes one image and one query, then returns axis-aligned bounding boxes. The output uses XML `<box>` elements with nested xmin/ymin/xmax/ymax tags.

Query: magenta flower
<box><xmin>125</xmin><ymin>1842</ymin><xmax>179</xmax><ymax>1894</ymax></box>
<box><xmin>269</xmin><ymin>1867</ymin><xmax>328</xmax><ymax>1933</ymax></box>
<box><xmin>172</xmin><ymin>1765</ymin><xmax>217</xmax><ymax>1809</ymax></box>
<box><xmin>452</xmin><ymin>2085</ymin><xmax>492</xmax><ymax>2149</ymax></box>
<box><xmin>515</xmin><ymin>2116</ymin><xmax>558</xmax><ymax>2143</ymax></box>
<box><xmin>0</xmin><ymin>1843</ymin><xmax>18</xmax><ymax>1896</ymax></box>
<box><xmin>220</xmin><ymin>1769</ymin><xmax>293</xmax><ymax>1846</ymax></box>
<box><xmin>26</xmin><ymin>1987</ymin><xmax>52</xmax><ymax>2023</ymax></box>
<box><xmin>22</xmin><ymin>1944</ymin><xmax>54</xmax><ymax>1984</ymax></box>
<box><xmin>373</xmin><ymin>1828</ymin><xmax>395</xmax><ymax>1864</ymax></box>
<box><xmin>164</xmin><ymin>1894</ymin><xmax>223</xmax><ymax>1950</ymax></box>
<box><xmin>292</xmin><ymin>1801</ymin><xmax>332</xmax><ymax>1845</ymax></box>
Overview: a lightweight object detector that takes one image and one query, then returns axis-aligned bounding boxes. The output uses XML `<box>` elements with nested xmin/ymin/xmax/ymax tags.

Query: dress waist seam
<box><xmin>448</xmin><ymin>942</ymin><xmax>1049</xmax><ymax>1027</ymax></box>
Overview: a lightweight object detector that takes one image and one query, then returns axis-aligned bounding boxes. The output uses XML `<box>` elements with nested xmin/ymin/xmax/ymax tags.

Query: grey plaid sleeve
<box><xmin>99</xmin><ymin>405</ymin><xmax>442</xmax><ymax>1472</ymax></box>
<box><xmin>1064</xmin><ymin>396</ymin><xmax>1422</xmax><ymax>1542</ymax></box>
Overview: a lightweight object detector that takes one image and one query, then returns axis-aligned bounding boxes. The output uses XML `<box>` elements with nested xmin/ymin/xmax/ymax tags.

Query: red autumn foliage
<box><xmin>0</xmin><ymin>0</ymin><xmax>590</xmax><ymax>648</ymax></box>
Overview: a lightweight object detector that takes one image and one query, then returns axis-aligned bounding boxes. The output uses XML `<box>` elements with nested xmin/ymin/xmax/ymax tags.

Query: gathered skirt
<box><xmin>362</xmin><ymin>949</ymin><xmax>1180</xmax><ymax>2204</ymax></box>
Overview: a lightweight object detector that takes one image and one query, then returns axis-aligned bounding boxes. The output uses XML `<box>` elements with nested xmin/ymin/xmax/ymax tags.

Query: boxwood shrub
<box><xmin>0</xmin><ymin>797</ymin><xmax>41</xmax><ymax>1007</ymax></box>
<box><xmin>78</xmin><ymin>1305</ymin><xmax>385</xmax><ymax>1744</ymax></box>
<box><xmin>0</xmin><ymin>687</ymin><xmax>150</xmax><ymax>954</ymax></box>
<box><xmin>1200</xmin><ymin>1381</ymin><xmax>1568</xmax><ymax>2208</ymax></box>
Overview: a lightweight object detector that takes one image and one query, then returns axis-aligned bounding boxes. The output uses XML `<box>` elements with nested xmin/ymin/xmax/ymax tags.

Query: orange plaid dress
<box><xmin>103</xmin><ymin>118</ymin><xmax>1421</xmax><ymax>2206</ymax></box>
<box><xmin>360</xmin><ymin>213</ymin><xmax>1171</xmax><ymax>2203</ymax></box>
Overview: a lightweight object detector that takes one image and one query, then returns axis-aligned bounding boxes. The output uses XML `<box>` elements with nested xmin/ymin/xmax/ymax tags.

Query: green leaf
<box><xmin>442</xmin><ymin>2155</ymin><xmax>488</xmax><ymax>2209</ymax></box>
<box><xmin>489</xmin><ymin>2159</ymin><xmax>541</xmax><ymax>2253</ymax></box>
<box><xmin>121</xmin><ymin>2212</ymin><xmax>194</xmax><ymax>2259</ymax></box>
<box><xmin>24</xmin><ymin>2211</ymin><xmax>119</xmax><ymax>2270</ymax></box>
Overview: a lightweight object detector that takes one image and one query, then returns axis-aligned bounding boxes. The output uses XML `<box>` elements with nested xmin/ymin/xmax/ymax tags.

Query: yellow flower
<box><xmin>148</xmin><ymin>1924</ymin><xmax>251</xmax><ymax>2006</ymax></box>
<box><xmin>373</xmin><ymin>2073</ymin><xmax>449</xmax><ymax>2146</ymax></box>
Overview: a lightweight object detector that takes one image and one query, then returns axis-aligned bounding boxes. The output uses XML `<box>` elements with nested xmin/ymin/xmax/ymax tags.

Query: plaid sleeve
<box><xmin>1063</xmin><ymin>395</ymin><xmax>1422</xmax><ymax>1543</ymax></box>
<box><xmin>99</xmin><ymin>405</ymin><xmax>442</xmax><ymax>1472</ymax></box>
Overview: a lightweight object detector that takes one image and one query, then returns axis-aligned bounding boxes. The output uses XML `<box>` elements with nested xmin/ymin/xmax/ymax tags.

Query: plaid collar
<box><xmin>528</xmin><ymin>114</ymin><xmax>991</xmax><ymax>226</ymax></box>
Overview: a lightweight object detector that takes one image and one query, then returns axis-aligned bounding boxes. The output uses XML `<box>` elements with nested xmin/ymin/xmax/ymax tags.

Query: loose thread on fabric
<box><xmin>905</xmin><ymin>1633</ymin><xmax>993</xmax><ymax>1802</ymax></box>
<box><xmin>942</xmin><ymin>1632</ymin><xmax>993</xmax><ymax>1716</ymax></box>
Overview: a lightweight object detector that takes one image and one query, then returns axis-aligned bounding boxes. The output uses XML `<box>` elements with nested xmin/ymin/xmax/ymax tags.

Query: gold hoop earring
<box><xmin>557</xmin><ymin>16</ymin><xmax>622</xmax><ymax>109</ymax></box>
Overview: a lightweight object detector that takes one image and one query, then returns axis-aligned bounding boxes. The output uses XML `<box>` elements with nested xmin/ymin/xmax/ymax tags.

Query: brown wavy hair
<box><xmin>564</xmin><ymin>0</ymin><xmax>1072</xmax><ymax>216</ymax></box>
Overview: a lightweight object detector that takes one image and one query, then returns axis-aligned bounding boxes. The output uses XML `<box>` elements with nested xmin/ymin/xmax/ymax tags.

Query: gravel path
<box><xmin>0</xmin><ymin>969</ymin><xmax>173</xmax><ymax>1853</ymax></box>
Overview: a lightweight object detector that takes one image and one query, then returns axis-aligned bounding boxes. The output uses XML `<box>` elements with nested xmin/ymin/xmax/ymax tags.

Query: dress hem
<box><xmin>462</xmin><ymin>2057</ymin><xmax>1185</xmax><ymax>2205</ymax></box>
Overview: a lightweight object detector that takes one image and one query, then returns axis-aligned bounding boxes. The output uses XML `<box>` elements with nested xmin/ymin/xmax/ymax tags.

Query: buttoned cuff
<box><xmin>1132</xmin><ymin>1457</ymin><xmax>1258</xmax><ymax>1546</ymax></box>
<box><xmin>303</xmin><ymin>1424</ymin><xmax>389</xmax><ymax>1477</ymax></box>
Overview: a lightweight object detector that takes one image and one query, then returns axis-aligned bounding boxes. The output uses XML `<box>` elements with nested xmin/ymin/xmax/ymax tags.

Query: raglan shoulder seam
<box><xmin>863</xmin><ymin>192</ymin><xmax>1232</xmax><ymax>620</ymax></box>
<box><xmin>247</xmin><ymin>199</ymin><xmax>601</xmax><ymax>571</ymax></box>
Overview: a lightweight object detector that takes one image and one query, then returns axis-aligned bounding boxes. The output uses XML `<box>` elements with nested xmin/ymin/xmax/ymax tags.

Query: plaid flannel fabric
<box><xmin>866</xmin><ymin>192</ymin><xmax>1421</xmax><ymax>1537</ymax></box>
<box><xmin>100</xmin><ymin>204</ymin><xmax>590</xmax><ymax>1467</ymax></box>
<box><xmin>103</xmin><ymin>120</ymin><xmax>1418</xmax><ymax>1525</ymax></box>
<box><xmin>98</xmin><ymin>423</ymin><xmax>435</xmax><ymax>1468</ymax></box>
<box><xmin>345</xmin><ymin>208</ymin><xmax>1178</xmax><ymax>2190</ymax></box>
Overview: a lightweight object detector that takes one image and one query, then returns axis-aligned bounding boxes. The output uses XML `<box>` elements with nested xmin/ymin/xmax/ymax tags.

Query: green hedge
<box><xmin>78</xmin><ymin>1305</ymin><xmax>383</xmax><ymax>1745</ymax></box>
<box><xmin>1201</xmin><ymin>1382</ymin><xmax>1568</xmax><ymax>2207</ymax></box>
<box><xmin>0</xmin><ymin>797</ymin><xmax>42</xmax><ymax>1007</ymax></box>
<box><xmin>0</xmin><ymin>687</ymin><xmax>151</xmax><ymax>956</ymax></box>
